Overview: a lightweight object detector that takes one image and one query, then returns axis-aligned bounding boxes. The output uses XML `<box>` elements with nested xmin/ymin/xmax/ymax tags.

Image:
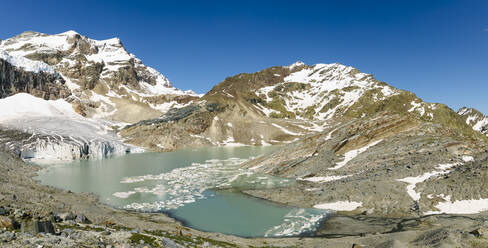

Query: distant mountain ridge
<box><xmin>458</xmin><ymin>107</ymin><xmax>488</xmax><ymax>135</ymax></box>
<box><xmin>0</xmin><ymin>30</ymin><xmax>486</xmax><ymax>159</ymax></box>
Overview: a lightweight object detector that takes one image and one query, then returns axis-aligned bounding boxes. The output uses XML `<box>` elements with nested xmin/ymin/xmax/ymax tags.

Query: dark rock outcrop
<box><xmin>0</xmin><ymin>58</ymin><xmax>70</xmax><ymax>100</ymax></box>
<box><xmin>33</xmin><ymin>220</ymin><xmax>55</xmax><ymax>234</ymax></box>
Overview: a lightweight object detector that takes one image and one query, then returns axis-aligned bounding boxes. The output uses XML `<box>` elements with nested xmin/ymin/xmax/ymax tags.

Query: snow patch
<box><xmin>397</xmin><ymin>163</ymin><xmax>459</xmax><ymax>201</ymax></box>
<box><xmin>299</xmin><ymin>175</ymin><xmax>351</xmax><ymax>183</ymax></box>
<box><xmin>314</xmin><ymin>201</ymin><xmax>363</xmax><ymax>211</ymax></box>
<box><xmin>0</xmin><ymin>49</ymin><xmax>57</xmax><ymax>74</ymax></box>
<box><xmin>271</xmin><ymin>123</ymin><xmax>301</xmax><ymax>136</ymax></box>
<box><xmin>328</xmin><ymin>139</ymin><xmax>383</xmax><ymax>170</ymax></box>
<box><xmin>426</xmin><ymin>195</ymin><xmax>488</xmax><ymax>214</ymax></box>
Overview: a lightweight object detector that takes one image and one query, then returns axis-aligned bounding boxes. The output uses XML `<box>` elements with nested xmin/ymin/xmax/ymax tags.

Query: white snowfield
<box><xmin>425</xmin><ymin>195</ymin><xmax>488</xmax><ymax>215</ymax></box>
<box><xmin>0</xmin><ymin>49</ymin><xmax>57</xmax><ymax>74</ymax></box>
<box><xmin>256</xmin><ymin>62</ymin><xmax>399</xmax><ymax>121</ymax></box>
<box><xmin>299</xmin><ymin>175</ymin><xmax>351</xmax><ymax>183</ymax></box>
<box><xmin>396</xmin><ymin>161</ymin><xmax>488</xmax><ymax>215</ymax></box>
<box><xmin>0</xmin><ymin>93</ymin><xmax>138</xmax><ymax>161</ymax></box>
<box><xmin>397</xmin><ymin>163</ymin><xmax>459</xmax><ymax>202</ymax></box>
<box><xmin>314</xmin><ymin>201</ymin><xmax>363</xmax><ymax>211</ymax></box>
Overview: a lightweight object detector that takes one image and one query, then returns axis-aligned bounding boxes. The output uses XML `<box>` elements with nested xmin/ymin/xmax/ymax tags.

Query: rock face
<box><xmin>33</xmin><ymin>221</ymin><xmax>55</xmax><ymax>234</ymax></box>
<box><xmin>0</xmin><ymin>30</ymin><xmax>199</xmax><ymax>123</ymax></box>
<box><xmin>0</xmin><ymin>57</ymin><xmax>69</xmax><ymax>100</ymax></box>
<box><xmin>121</xmin><ymin>61</ymin><xmax>483</xmax><ymax>151</ymax></box>
<box><xmin>458</xmin><ymin>107</ymin><xmax>488</xmax><ymax>136</ymax></box>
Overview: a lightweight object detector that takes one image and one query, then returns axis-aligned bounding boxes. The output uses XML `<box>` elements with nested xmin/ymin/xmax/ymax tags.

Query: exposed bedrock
<box><xmin>0</xmin><ymin>59</ymin><xmax>70</xmax><ymax>100</ymax></box>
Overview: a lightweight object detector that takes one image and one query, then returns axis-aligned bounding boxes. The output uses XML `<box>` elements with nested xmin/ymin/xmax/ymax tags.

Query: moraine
<box><xmin>34</xmin><ymin>146</ymin><xmax>331</xmax><ymax>237</ymax></box>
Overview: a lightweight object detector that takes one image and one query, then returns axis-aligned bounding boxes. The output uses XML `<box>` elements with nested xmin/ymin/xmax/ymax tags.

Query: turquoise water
<box><xmin>35</xmin><ymin>146</ymin><xmax>329</xmax><ymax>237</ymax></box>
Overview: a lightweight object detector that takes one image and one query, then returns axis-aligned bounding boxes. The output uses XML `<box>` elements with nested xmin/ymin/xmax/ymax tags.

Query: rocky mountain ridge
<box><xmin>0</xmin><ymin>30</ymin><xmax>199</xmax><ymax>123</ymax></box>
<box><xmin>121</xmin><ymin>61</ymin><xmax>486</xmax><ymax>151</ymax></box>
<box><xmin>1</xmin><ymin>30</ymin><xmax>486</xmax><ymax>162</ymax></box>
<box><xmin>458</xmin><ymin>107</ymin><xmax>488</xmax><ymax>136</ymax></box>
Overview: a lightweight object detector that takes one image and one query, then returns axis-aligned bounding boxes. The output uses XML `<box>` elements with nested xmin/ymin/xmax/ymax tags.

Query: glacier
<box><xmin>0</xmin><ymin>93</ymin><xmax>141</xmax><ymax>162</ymax></box>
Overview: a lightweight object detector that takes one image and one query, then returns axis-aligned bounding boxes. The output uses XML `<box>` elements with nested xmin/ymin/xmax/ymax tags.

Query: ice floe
<box><xmin>118</xmin><ymin>157</ymin><xmax>294</xmax><ymax>210</ymax></box>
<box><xmin>264</xmin><ymin>208</ymin><xmax>330</xmax><ymax>237</ymax></box>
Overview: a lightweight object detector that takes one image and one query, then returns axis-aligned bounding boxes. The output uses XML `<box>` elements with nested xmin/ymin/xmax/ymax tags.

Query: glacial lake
<box><xmin>35</xmin><ymin>146</ymin><xmax>330</xmax><ymax>237</ymax></box>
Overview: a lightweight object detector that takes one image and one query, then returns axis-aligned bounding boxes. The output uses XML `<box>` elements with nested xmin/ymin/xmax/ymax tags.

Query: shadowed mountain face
<box><xmin>0</xmin><ymin>57</ymin><xmax>69</xmax><ymax>100</ymax></box>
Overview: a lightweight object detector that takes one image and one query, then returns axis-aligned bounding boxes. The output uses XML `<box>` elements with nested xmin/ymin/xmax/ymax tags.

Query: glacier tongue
<box><xmin>19</xmin><ymin>135</ymin><xmax>133</xmax><ymax>162</ymax></box>
<box><xmin>0</xmin><ymin>93</ymin><xmax>141</xmax><ymax>162</ymax></box>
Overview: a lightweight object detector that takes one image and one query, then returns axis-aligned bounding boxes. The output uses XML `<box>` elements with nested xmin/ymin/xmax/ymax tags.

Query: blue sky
<box><xmin>2</xmin><ymin>0</ymin><xmax>487</xmax><ymax>113</ymax></box>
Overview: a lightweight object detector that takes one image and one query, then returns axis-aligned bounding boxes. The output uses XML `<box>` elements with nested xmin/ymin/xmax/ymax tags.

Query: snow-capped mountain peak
<box><xmin>288</xmin><ymin>61</ymin><xmax>306</xmax><ymax>70</ymax></box>
<box><xmin>458</xmin><ymin>107</ymin><xmax>488</xmax><ymax>135</ymax></box>
<box><xmin>0</xmin><ymin>30</ymin><xmax>199</xmax><ymax>123</ymax></box>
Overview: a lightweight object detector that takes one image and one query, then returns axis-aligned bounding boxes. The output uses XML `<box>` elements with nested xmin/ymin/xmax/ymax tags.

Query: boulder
<box><xmin>59</xmin><ymin>212</ymin><xmax>76</xmax><ymax>221</ymax></box>
<box><xmin>469</xmin><ymin>227</ymin><xmax>488</xmax><ymax>238</ymax></box>
<box><xmin>0</xmin><ymin>231</ymin><xmax>15</xmax><ymax>242</ymax></box>
<box><xmin>75</xmin><ymin>214</ymin><xmax>91</xmax><ymax>224</ymax></box>
<box><xmin>0</xmin><ymin>216</ymin><xmax>12</xmax><ymax>229</ymax></box>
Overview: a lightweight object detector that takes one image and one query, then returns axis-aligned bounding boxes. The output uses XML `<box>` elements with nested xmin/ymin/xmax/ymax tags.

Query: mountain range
<box><xmin>2</xmin><ymin>30</ymin><xmax>488</xmax><ymax>247</ymax></box>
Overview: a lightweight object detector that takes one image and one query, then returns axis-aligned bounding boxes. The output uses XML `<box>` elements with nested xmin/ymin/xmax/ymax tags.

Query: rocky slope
<box><xmin>0</xmin><ymin>30</ymin><xmax>199</xmax><ymax>123</ymax></box>
<box><xmin>458</xmin><ymin>107</ymin><xmax>488</xmax><ymax>136</ymax></box>
<box><xmin>2</xmin><ymin>130</ymin><xmax>488</xmax><ymax>247</ymax></box>
<box><xmin>121</xmin><ymin>61</ymin><xmax>484</xmax><ymax>151</ymax></box>
<box><xmin>241</xmin><ymin>110</ymin><xmax>488</xmax><ymax>217</ymax></box>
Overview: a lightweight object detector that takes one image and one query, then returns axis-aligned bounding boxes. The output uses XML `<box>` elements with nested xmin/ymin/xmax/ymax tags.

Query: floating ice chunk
<box><xmin>113</xmin><ymin>191</ymin><xmax>136</xmax><ymax>199</ymax></box>
<box><xmin>264</xmin><ymin>208</ymin><xmax>329</xmax><ymax>237</ymax></box>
